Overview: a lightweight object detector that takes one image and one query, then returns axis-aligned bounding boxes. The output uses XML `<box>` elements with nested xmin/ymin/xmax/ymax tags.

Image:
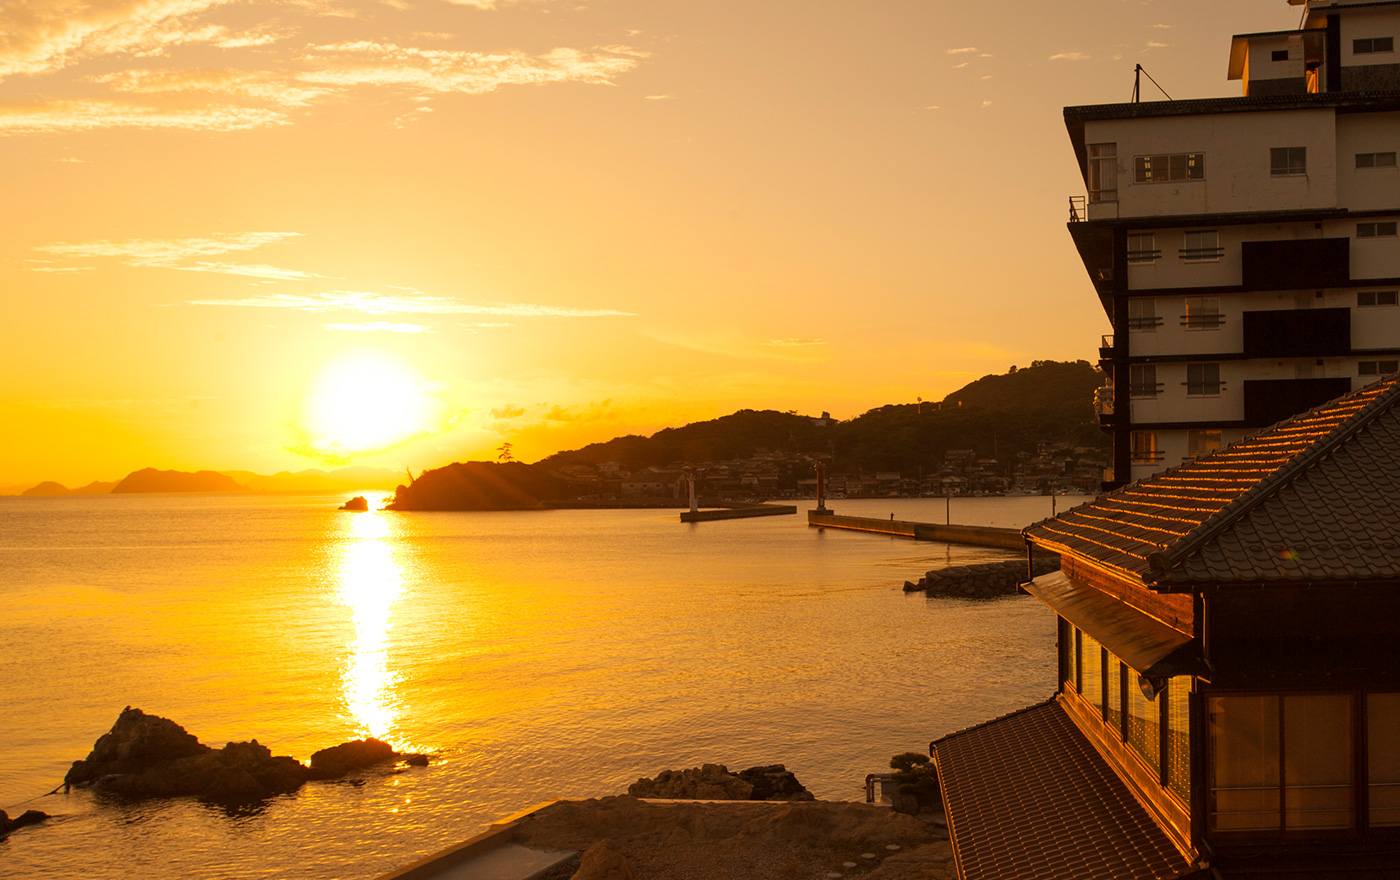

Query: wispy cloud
<box><xmin>298</xmin><ymin>42</ymin><xmax>644</xmax><ymax>95</ymax></box>
<box><xmin>0</xmin><ymin>0</ymin><xmax>230</xmax><ymax>80</ymax></box>
<box><xmin>324</xmin><ymin>322</ymin><xmax>429</xmax><ymax>332</ymax></box>
<box><xmin>186</xmin><ymin>290</ymin><xmax>636</xmax><ymax>317</ymax></box>
<box><xmin>176</xmin><ymin>261</ymin><xmax>321</xmax><ymax>280</ymax></box>
<box><xmin>768</xmin><ymin>337</ymin><xmax>826</xmax><ymax>347</ymax></box>
<box><xmin>490</xmin><ymin>404</ymin><xmax>526</xmax><ymax>419</ymax></box>
<box><xmin>1049</xmin><ymin>51</ymin><xmax>1091</xmax><ymax>61</ymax></box>
<box><xmin>0</xmin><ymin>99</ymin><xmax>288</xmax><ymax>134</ymax></box>
<box><xmin>946</xmin><ymin>47</ymin><xmax>978</xmax><ymax>55</ymax></box>
<box><xmin>36</xmin><ymin>232</ymin><xmax>301</xmax><ymax>266</ymax></box>
<box><xmin>1146</xmin><ymin>42</ymin><xmax>1169</xmax><ymax>49</ymax></box>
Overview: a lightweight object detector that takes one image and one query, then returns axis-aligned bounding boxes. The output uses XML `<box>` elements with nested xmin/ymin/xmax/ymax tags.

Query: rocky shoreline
<box><xmin>903</xmin><ymin>556</ymin><xmax>1059</xmax><ymax>599</ymax></box>
<box><xmin>627</xmin><ymin>763</ymin><xmax>814</xmax><ymax>802</ymax></box>
<box><xmin>63</xmin><ymin>707</ymin><xmax>430</xmax><ymax>803</ymax></box>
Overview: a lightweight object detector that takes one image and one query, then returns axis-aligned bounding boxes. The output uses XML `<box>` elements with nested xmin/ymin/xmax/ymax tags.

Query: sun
<box><xmin>301</xmin><ymin>352</ymin><xmax>432</xmax><ymax>455</ymax></box>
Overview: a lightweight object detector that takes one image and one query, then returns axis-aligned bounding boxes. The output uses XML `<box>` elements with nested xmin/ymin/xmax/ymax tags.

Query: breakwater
<box><xmin>680</xmin><ymin>505</ymin><xmax>797</xmax><ymax>522</ymax></box>
<box><xmin>806</xmin><ymin>510</ymin><xmax>1025</xmax><ymax>550</ymax></box>
<box><xmin>904</xmin><ymin>557</ymin><xmax>1061</xmax><ymax>599</ymax></box>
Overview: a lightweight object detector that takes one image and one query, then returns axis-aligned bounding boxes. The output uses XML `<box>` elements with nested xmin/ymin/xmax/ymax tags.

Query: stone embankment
<box><xmin>64</xmin><ymin>707</ymin><xmax>430</xmax><ymax>803</ymax></box>
<box><xmin>628</xmin><ymin>764</ymin><xmax>814</xmax><ymax>802</ymax></box>
<box><xmin>904</xmin><ymin>556</ymin><xmax>1060</xmax><ymax>599</ymax></box>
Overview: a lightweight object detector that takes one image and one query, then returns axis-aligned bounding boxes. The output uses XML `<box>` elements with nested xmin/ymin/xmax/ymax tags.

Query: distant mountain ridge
<box><xmin>390</xmin><ymin>360</ymin><xmax>1107</xmax><ymax>510</ymax></box>
<box><xmin>14</xmin><ymin>466</ymin><xmax>403</xmax><ymax>497</ymax></box>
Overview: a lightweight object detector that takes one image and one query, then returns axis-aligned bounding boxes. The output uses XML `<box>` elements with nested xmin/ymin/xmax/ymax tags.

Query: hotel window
<box><xmin>1181</xmin><ymin>230</ymin><xmax>1223</xmax><ymax>262</ymax></box>
<box><xmin>1126</xmin><ymin>674</ymin><xmax>1161</xmax><ymax>771</ymax></box>
<box><xmin>1358</xmin><ymin>290</ymin><xmax>1399</xmax><ymax>307</ymax></box>
<box><xmin>1272</xmin><ymin>49</ymin><xmax>1290</xmax><ymax>62</ymax></box>
<box><xmin>1130</xmin><ymin>431</ymin><xmax>1162</xmax><ymax>463</ymax></box>
<box><xmin>1089</xmin><ymin>143</ymin><xmax>1118</xmax><ymax>203</ymax></box>
<box><xmin>1127</xmin><ymin>297</ymin><xmax>1161</xmax><ymax>330</ymax></box>
<box><xmin>1065</xmin><ymin>625</ymin><xmax>1080</xmax><ymax>693</ymax></box>
<box><xmin>1209</xmin><ymin>694</ymin><xmax>1355</xmax><ymax>833</ymax></box>
<box><xmin>1184</xmin><ymin>295</ymin><xmax>1224</xmax><ymax>328</ymax></box>
<box><xmin>1357</xmin><ymin>151</ymin><xmax>1398</xmax><ymax>169</ymax></box>
<box><xmin>1369</xmin><ymin>693</ymin><xmax>1400</xmax><ymax>826</ymax></box>
<box><xmin>1129</xmin><ymin>364</ymin><xmax>1160</xmax><ymax>398</ymax></box>
<box><xmin>1136</xmin><ymin>152</ymin><xmax>1204</xmax><ymax>183</ymax></box>
<box><xmin>1358</xmin><ymin>221</ymin><xmax>1398</xmax><ymax>238</ymax></box>
<box><xmin>1166</xmin><ymin>681</ymin><xmax>1191</xmax><ymax>803</ymax></box>
<box><xmin>1188</xmin><ymin>429</ymin><xmax>1222</xmax><ymax>457</ymax></box>
<box><xmin>1271</xmin><ymin>146</ymin><xmax>1307</xmax><ymax>176</ymax></box>
<box><xmin>1360</xmin><ymin>360</ymin><xmax>1400</xmax><ymax>376</ymax></box>
<box><xmin>1107</xmin><ymin>660</ymin><xmax>1125</xmax><ymax>737</ymax></box>
<box><xmin>1354</xmin><ymin>36</ymin><xmax>1395</xmax><ymax>54</ymax></box>
<box><xmin>1127</xmin><ymin>232</ymin><xmax>1159</xmax><ymax>264</ymax></box>
<box><xmin>1082</xmin><ymin>633</ymin><xmax>1105</xmax><ymax>711</ymax></box>
<box><xmin>1186</xmin><ymin>363</ymin><xmax>1222</xmax><ymax>396</ymax></box>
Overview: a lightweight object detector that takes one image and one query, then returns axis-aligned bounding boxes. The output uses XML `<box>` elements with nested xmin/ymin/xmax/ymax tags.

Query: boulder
<box><xmin>737</xmin><ymin>764</ymin><xmax>815</xmax><ymax>802</ymax></box>
<box><xmin>571</xmin><ymin>839</ymin><xmax>637</xmax><ymax>880</ymax></box>
<box><xmin>0</xmin><ymin>809</ymin><xmax>49</xmax><ymax>837</ymax></box>
<box><xmin>628</xmin><ymin>763</ymin><xmax>812</xmax><ymax>801</ymax></box>
<box><xmin>308</xmin><ymin>738</ymin><xmax>397</xmax><ymax>779</ymax></box>
<box><xmin>339</xmin><ymin>496</ymin><xmax>369</xmax><ymax>511</ymax></box>
<box><xmin>65</xmin><ymin>707</ymin><xmax>209</xmax><ymax>788</ymax></box>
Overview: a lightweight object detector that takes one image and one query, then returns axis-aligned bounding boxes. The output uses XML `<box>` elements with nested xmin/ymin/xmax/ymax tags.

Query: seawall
<box><xmin>903</xmin><ymin>557</ymin><xmax>1061</xmax><ymax>599</ymax></box>
<box><xmin>806</xmin><ymin>511</ymin><xmax>1025</xmax><ymax>550</ymax></box>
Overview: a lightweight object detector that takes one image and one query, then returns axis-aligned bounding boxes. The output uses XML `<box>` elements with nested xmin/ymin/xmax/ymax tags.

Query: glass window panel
<box><xmin>1369</xmin><ymin>693</ymin><xmax>1400</xmax><ymax>826</ymax></box>
<box><xmin>1210</xmin><ymin>695</ymin><xmax>1282</xmax><ymax>832</ymax></box>
<box><xmin>1127</xmin><ymin>674</ymin><xmax>1161</xmax><ymax>770</ymax></box>
<box><xmin>1063</xmin><ymin>622</ymin><xmax>1078</xmax><ymax>693</ymax></box>
<box><xmin>1082</xmin><ymin>633</ymin><xmax>1104</xmax><ymax>714</ymax></box>
<box><xmin>1167</xmin><ymin>680</ymin><xmax>1191</xmax><ymax>803</ymax></box>
<box><xmin>1283</xmin><ymin>694</ymin><xmax>1353</xmax><ymax>830</ymax></box>
<box><xmin>1106</xmin><ymin>658</ymin><xmax>1124</xmax><ymax>738</ymax></box>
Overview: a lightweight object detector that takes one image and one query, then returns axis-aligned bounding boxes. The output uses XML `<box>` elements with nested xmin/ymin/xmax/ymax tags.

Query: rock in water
<box><xmin>737</xmin><ymin>764</ymin><xmax>815</xmax><ymax>802</ymax></box>
<box><xmin>572</xmin><ymin>839</ymin><xmax>637</xmax><ymax>880</ymax></box>
<box><xmin>339</xmin><ymin>495</ymin><xmax>369</xmax><ymax>511</ymax></box>
<box><xmin>64</xmin><ymin>707</ymin><xmax>309</xmax><ymax>802</ymax></box>
<box><xmin>0</xmin><ymin>809</ymin><xmax>49</xmax><ymax>837</ymax></box>
<box><xmin>308</xmin><ymin>738</ymin><xmax>396</xmax><ymax>779</ymax></box>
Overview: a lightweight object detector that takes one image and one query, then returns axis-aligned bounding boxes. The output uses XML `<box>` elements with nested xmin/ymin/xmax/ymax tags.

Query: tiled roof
<box><xmin>931</xmin><ymin>699</ymin><xmax>1196</xmax><ymax>880</ymax></box>
<box><xmin>1024</xmin><ymin>376</ymin><xmax>1400</xmax><ymax>589</ymax></box>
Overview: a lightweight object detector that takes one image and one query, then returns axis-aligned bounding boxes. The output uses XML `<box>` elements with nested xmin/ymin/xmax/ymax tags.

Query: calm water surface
<box><xmin>0</xmin><ymin>494</ymin><xmax>1074</xmax><ymax>879</ymax></box>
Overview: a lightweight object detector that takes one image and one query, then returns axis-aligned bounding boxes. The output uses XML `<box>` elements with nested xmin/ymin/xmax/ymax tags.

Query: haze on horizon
<box><xmin>0</xmin><ymin>0</ymin><xmax>1298</xmax><ymax>489</ymax></box>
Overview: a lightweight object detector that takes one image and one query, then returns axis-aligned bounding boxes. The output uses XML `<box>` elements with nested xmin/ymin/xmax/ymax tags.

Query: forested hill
<box><xmin>541</xmin><ymin>359</ymin><xmax>1106</xmax><ymax>474</ymax></box>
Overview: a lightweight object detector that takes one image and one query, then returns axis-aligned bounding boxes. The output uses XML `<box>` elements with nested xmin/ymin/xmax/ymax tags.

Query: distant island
<box><xmin>13</xmin><ymin>466</ymin><xmax>403</xmax><ymax>497</ymax></box>
<box><xmin>388</xmin><ymin>360</ymin><xmax>1109</xmax><ymax>511</ymax></box>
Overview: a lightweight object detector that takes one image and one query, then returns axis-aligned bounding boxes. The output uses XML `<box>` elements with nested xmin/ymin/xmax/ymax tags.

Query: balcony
<box><xmin>1243</xmin><ymin>377</ymin><xmax>1353</xmax><ymax>428</ymax></box>
<box><xmin>1242</xmin><ymin>307</ymin><xmax>1351</xmax><ymax>358</ymax></box>
<box><xmin>1241</xmin><ymin>238</ymin><xmax>1350</xmax><ymax>291</ymax></box>
<box><xmin>1095</xmin><ymin>384</ymin><xmax>1115</xmax><ymax>426</ymax></box>
<box><xmin>1099</xmin><ymin>334</ymin><xmax>1115</xmax><ymax>362</ymax></box>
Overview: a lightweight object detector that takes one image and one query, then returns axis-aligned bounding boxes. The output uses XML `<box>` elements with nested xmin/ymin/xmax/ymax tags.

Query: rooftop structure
<box><xmin>1065</xmin><ymin>0</ymin><xmax>1400</xmax><ymax>489</ymax></box>
<box><xmin>932</xmin><ymin>373</ymin><xmax>1400</xmax><ymax>877</ymax></box>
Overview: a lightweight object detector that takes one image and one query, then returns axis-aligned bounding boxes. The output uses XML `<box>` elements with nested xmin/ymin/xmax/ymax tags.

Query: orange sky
<box><xmin>0</xmin><ymin>0</ymin><xmax>1299</xmax><ymax>489</ymax></box>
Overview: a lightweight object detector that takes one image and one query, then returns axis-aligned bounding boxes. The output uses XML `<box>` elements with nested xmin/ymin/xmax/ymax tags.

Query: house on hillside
<box><xmin>931</xmin><ymin>374</ymin><xmax>1400</xmax><ymax>878</ymax></box>
<box><xmin>1067</xmin><ymin>0</ymin><xmax>1400</xmax><ymax>488</ymax></box>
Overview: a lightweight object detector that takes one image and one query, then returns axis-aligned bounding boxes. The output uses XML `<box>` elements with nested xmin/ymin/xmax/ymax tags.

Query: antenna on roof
<box><xmin>1131</xmin><ymin>64</ymin><xmax>1174</xmax><ymax>103</ymax></box>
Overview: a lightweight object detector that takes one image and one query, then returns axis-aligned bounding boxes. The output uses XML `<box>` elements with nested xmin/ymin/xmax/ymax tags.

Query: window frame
<box><xmin>1271</xmin><ymin>146</ymin><xmax>1307</xmax><ymax>176</ymax></box>
<box><xmin>1354</xmin><ymin>36</ymin><xmax>1395</xmax><ymax>54</ymax></box>
<box><xmin>1130</xmin><ymin>430</ymin><xmax>1163</xmax><ymax>464</ymax></box>
<box><xmin>1181</xmin><ymin>230</ymin><xmax>1223</xmax><ymax>263</ymax></box>
<box><xmin>1089</xmin><ymin>143</ymin><xmax>1118</xmax><ymax>204</ymax></box>
<box><xmin>1357</xmin><ymin>152</ymin><xmax>1398</xmax><ymax>169</ymax></box>
<box><xmin>1358</xmin><ymin>221</ymin><xmax>1398</xmax><ymax>238</ymax></box>
<box><xmin>1129</xmin><ymin>363</ymin><xmax>1161</xmax><ymax>398</ymax></box>
<box><xmin>1358</xmin><ymin>291</ymin><xmax>1399</xmax><ymax>307</ymax></box>
<box><xmin>1127</xmin><ymin>232</ymin><xmax>1160</xmax><ymax>265</ymax></box>
<box><xmin>1359</xmin><ymin>360</ymin><xmax>1400</xmax><ymax>376</ymax></box>
<box><xmin>1135</xmin><ymin>152</ymin><xmax>1205</xmax><ymax>184</ymax></box>
<box><xmin>1127</xmin><ymin>297</ymin><xmax>1162</xmax><ymax>330</ymax></box>
<box><xmin>1186</xmin><ymin>362</ymin><xmax>1224</xmax><ymax>396</ymax></box>
<box><xmin>1184</xmin><ymin>295</ymin><xmax>1225</xmax><ymax>329</ymax></box>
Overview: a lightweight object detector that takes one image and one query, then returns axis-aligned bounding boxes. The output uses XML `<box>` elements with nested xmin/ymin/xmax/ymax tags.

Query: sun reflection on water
<box><xmin>334</xmin><ymin>498</ymin><xmax>403</xmax><ymax>740</ymax></box>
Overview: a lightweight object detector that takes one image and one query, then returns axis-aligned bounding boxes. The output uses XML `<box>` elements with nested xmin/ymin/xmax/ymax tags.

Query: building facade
<box><xmin>1067</xmin><ymin>0</ymin><xmax>1400</xmax><ymax>487</ymax></box>
<box><xmin>931</xmin><ymin>375</ymin><xmax>1400</xmax><ymax>879</ymax></box>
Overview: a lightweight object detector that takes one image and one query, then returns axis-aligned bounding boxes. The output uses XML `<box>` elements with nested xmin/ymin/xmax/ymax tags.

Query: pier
<box><xmin>806</xmin><ymin>510</ymin><xmax>1024</xmax><ymax>550</ymax></box>
<box><xmin>679</xmin><ymin>504</ymin><xmax>797</xmax><ymax>522</ymax></box>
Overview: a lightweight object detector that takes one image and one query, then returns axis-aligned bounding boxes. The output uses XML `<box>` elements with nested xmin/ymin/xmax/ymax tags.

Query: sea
<box><xmin>0</xmin><ymin>493</ymin><xmax>1078</xmax><ymax>879</ymax></box>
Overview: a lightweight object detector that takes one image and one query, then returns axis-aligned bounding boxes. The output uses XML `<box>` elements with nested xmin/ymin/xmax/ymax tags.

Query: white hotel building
<box><xmin>1068</xmin><ymin>0</ymin><xmax>1400</xmax><ymax>488</ymax></box>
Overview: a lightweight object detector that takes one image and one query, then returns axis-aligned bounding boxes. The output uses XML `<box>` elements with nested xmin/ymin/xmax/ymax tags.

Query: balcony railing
<box><xmin>1181</xmin><ymin>313</ymin><xmax>1226</xmax><ymax>329</ymax></box>
<box><xmin>1128</xmin><ymin>382</ymin><xmax>1163</xmax><ymax>398</ymax></box>
<box><xmin>1130</xmin><ymin>449</ymin><xmax>1166</xmax><ymax>464</ymax></box>
<box><xmin>1069</xmin><ymin>195</ymin><xmax>1087</xmax><ymax>223</ymax></box>
<box><xmin>1127</xmin><ymin>316</ymin><xmax>1163</xmax><ymax>330</ymax></box>
<box><xmin>1180</xmin><ymin>246</ymin><xmax>1225</xmax><ymax>261</ymax></box>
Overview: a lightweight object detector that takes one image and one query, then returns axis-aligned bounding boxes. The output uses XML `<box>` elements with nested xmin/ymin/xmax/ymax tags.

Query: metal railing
<box><xmin>1069</xmin><ymin>195</ymin><xmax>1087</xmax><ymax>223</ymax></box>
<box><xmin>1127</xmin><ymin>316</ymin><xmax>1163</xmax><ymax>330</ymax></box>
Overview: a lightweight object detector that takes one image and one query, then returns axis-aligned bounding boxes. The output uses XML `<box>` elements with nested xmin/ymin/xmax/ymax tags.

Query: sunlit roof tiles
<box><xmin>1024</xmin><ymin>376</ymin><xmax>1400</xmax><ymax>588</ymax></box>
